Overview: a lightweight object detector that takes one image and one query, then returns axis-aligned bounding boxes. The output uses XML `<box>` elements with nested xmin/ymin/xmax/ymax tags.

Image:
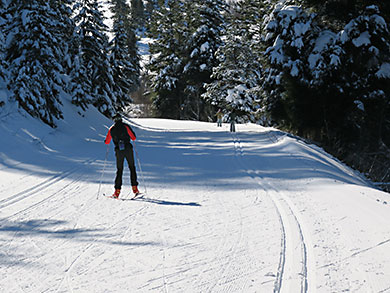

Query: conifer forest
<box><xmin>1</xmin><ymin>0</ymin><xmax>390</xmax><ymax>190</ymax></box>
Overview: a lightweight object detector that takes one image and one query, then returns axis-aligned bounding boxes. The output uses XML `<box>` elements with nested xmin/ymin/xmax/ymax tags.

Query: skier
<box><xmin>215</xmin><ymin>109</ymin><xmax>223</xmax><ymax>127</ymax></box>
<box><xmin>229</xmin><ymin>111</ymin><xmax>236</xmax><ymax>132</ymax></box>
<box><xmin>104</xmin><ymin>113</ymin><xmax>139</xmax><ymax>198</ymax></box>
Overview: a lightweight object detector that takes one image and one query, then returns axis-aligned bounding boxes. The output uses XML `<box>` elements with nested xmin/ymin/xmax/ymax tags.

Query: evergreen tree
<box><xmin>302</xmin><ymin>0</ymin><xmax>390</xmax><ymax>24</ymax></box>
<box><xmin>110</xmin><ymin>0</ymin><xmax>140</xmax><ymax>111</ymax></box>
<box><xmin>203</xmin><ymin>0</ymin><xmax>263</xmax><ymax>121</ymax></box>
<box><xmin>181</xmin><ymin>0</ymin><xmax>226</xmax><ymax>120</ymax></box>
<box><xmin>6</xmin><ymin>0</ymin><xmax>67</xmax><ymax>126</ymax></box>
<box><xmin>147</xmin><ymin>0</ymin><xmax>226</xmax><ymax>120</ymax></box>
<box><xmin>261</xmin><ymin>3</ymin><xmax>322</xmax><ymax>135</ymax></box>
<box><xmin>130</xmin><ymin>0</ymin><xmax>144</xmax><ymax>27</ymax></box>
<box><xmin>336</xmin><ymin>5</ymin><xmax>390</xmax><ymax>150</ymax></box>
<box><xmin>295</xmin><ymin>1</ymin><xmax>390</xmax><ymax>188</ymax></box>
<box><xmin>68</xmin><ymin>14</ymin><xmax>90</xmax><ymax>111</ymax></box>
<box><xmin>0</xmin><ymin>0</ymin><xmax>6</xmax><ymax>82</ymax></box>
<box><xmin>146</xmin><ymin>0</ymin><xmax>188</xmax><ymax>119</ymax></box>
<box><xmin>144</xmin><ymin>0</ymin><xmax>159</xmax><ymax>21</ymax></box>
<box><xmin>71</xmin><ymin>0</ymin><xmax>115</xmax><ymax>116</ymax></box>
<box><xmin>261</xmin><ymin>2</ymin><xmax>390</xmax><ymax>149</ymax></box>
<box><xmin>55</xmin><ymin>0</ymin><xmax>75</xmax><ymax>76</ymax></box>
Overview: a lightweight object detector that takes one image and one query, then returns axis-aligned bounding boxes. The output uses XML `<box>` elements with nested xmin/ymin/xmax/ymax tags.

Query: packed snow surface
<box><xmin>0</xmin><ymin>104</ymin><xmax>390</xmax><ymax>292</ymax></box>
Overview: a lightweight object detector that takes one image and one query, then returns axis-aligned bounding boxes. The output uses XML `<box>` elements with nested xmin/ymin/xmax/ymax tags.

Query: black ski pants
<box><xmin>114</xmin><ymin>146</ymin><xmax>138</xmax><ymax>189</ymax></box>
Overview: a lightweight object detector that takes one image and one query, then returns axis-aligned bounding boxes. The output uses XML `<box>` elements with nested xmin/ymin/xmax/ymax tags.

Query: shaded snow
<box><xmin>200</xmin><ymin>41</ymin><xmax>210</xmax><ymax>53</ymax></box>
<box><xmin>308</xmin><ymin>30</ymin><xmax>337</xmax><ymax>69</ymax></box>
<box><xmin>0</xmin><ymin>99</ymin><xmax>390</xmax><ymax>292</ymax></box>
<box><xmin>376</xmin><ymin>63</ymin><xmax>390</xmax><ymax>78</ymax></box>
<box><xmin>352</xmin><ymin>31</ymin><xmax>371</xmax><ymax>47</ymax></box>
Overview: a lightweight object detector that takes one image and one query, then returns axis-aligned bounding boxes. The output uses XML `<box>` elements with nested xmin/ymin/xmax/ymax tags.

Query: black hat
<box><xmin>113</xmin><ymin>113</ymin><xmax>121</xmax><ymax>122</ymax></box>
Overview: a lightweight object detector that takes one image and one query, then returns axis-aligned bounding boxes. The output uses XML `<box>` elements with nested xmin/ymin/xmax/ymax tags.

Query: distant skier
<box><xmin>229</xmin><ymin>111</ymin><xmax>236</xmax><ymax>132</ymax></box>
<box><xmin>104</xmin><ymin>113</ymin><xmax>139</xmax><ymax>198</ymax></box>
<box><xmin>215</xmin><ymin>109</ymin><xmax>223</xmax><ymax>127</ymax></box>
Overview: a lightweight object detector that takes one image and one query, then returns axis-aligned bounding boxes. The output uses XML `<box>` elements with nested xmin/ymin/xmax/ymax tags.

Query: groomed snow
<box><xmin>0</xmin><ymin>102</ymin><xmax>389</xmax><ymax>292</ymax></box>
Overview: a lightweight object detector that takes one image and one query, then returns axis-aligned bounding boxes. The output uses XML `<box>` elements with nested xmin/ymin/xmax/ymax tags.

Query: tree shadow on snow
<box><xmin>0</xmin><ymin>219</ymin><xmax>103</xmax><ymax>237</ymax></box>
<box><xmin>0</xmin><ymin>120</ymin><xmax>369</xmax><ymax>193</ymax></box>
<box><xmin>0</xmin><ymin>218</ymin><xmax>161</xmax><ymax>267</ymax></box>
<box><xmin>133</xmin><ymin>127</ymin><xmax>368</xmax><ymax>191</ymax></box>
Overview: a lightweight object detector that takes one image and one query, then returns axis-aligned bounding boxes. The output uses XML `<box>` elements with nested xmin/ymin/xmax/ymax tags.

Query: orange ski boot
<box><xmin>132</xmin><ymin>186</ymin><xmax>140</xmax><ymax>195</ymax></box>
<box><xmin>112</xmin><ymin>189</ymin><xmax>121</xmax><ymax>198</ymax></box>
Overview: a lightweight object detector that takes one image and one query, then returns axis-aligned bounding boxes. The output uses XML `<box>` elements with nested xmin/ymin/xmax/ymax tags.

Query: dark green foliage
<box><xmin>203</xmin><ymin>0</ymin><xmax>264</xmax><ymax>121</ymax></box>
<box><xmin>143</xmin><ymin>0</ymin><xmax>159</xmax><ymax>21</ymax></box>
<box><xmin>303</xmin><ymin>0</ymin><xmax>389</xmax><ymax>15</ymax></box>
<box><xmin>56</xmin><ymin>0</ymin><xmax>75</xmax><ymax>74</ymax></box>
<box><xmin>6</xmin><ymin>0</ymin><xmax>67</xmax><ymax>127</ymax></box>
<box><xmin>110</xmin><ymin>0</ymin><xmax>141</xmax><ymax>111</ymax></box>
<box><xmin>130</xmin><ymin>0</ymin><xmax>145</xmax><ymax>26</ymax></box>
<box><xmin>147</xmin><ymin>0</ymin><xmax>226</xmax><ymax>120</ymax></box>
<box><xmin>0</xmin><ymin>0</ymin><xmax>7</xmax><ymax>81</ymax></box>
<box><xmin>261</xmin><ymin>4</ymin><xmax>319</xmax><ymax>133</ymax></box>
<box><xmin>2</xmin><ymin>0</ymin><xmax>141</xmax><ymax>125</ymax></box>
<box><xmin>181</xmin><ymin>0</ymin><xmax>226</xmax><ymax>120</ymax></box>
<box><xmin>262</xmin><ymin>3</ymin><xmax>390</xmax><ymax>147</ymax></box>
<box><xmin>260</xmin><ymin>2</ymin><xmax>390</xmax><ymax>188</ymax></box>
<box><xmin>71</xmin><ymin>0</ymin><xmax>115</xmax><ymax>117</ymax></box>
<box><xmin>146</xmin><ymin>0</ymin><xmax>187</xmax><ymax>119</ymax></box>
<box><xmin>337</xmin><ymin>6</ymin><xmax>390</xmax><ymax>151</ymax></box>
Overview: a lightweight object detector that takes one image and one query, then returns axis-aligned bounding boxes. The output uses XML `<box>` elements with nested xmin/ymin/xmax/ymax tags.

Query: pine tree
<box><xmin>302</xmin><ymin>0</ymin><xmax>390</xmax><ymax>25</ymax></box>
<box><xmin>147</xmin><ymin>0</ymin><xmax>226</xmax><ymax>120</ymax></box>
<box><xmin>71</xmin><ymin>0</ymin><xmax>115</xmax><ymax>116</ymax></box>
<box><xmin>181</xmin><ymin>0</ymin><xmax>226</xmax><ymax>120</ymax></box>
<box><xmin>6</xmin><ymin>0</ymin><xmax>68</xmax><ymax>126</ymax></box>
<box><xmin>146</xmin><ymin>0</ymin><xmax>188</xmax><ymax>119</ymax></box>
<box><xmin>293</xmin><ymin>1</ymin><xmax>390</xmax><ymax>188</ymax></box>
<box><xmin>0</xmin><ymin>0</ymin><xmax>6</xmax><ymax>82</ymax></box>
<box><xmin>144</xmin><ymin>0</ymin><xmax>159</xmax><ymax>21</ymax></box>
<box><xmin>261</xmin><ymin>3</ymin><xmax>322</xmax><ymax>135</ymax></box>
<box><xmin>57</xmin><ymin>0</ymin><xmax>76</xmax><ymax>79</ymax></box>
<box><xmin>261</xmin><ymin>2</ymin><xmax>390</xmax><ymax>148</ymax></box>
<box><xmin>130</xmin><ymin>0</ymin><xmax>144</xmax><ymax>27</ymax></box>
<box><xmin>203</xmin><ymin>0</ymin><xmax>263</xmax><ymax>121</ymax></box>
<box><xmin>110</xmin><ymin>0</ymin><xmax>140</xmax><ymax>111</ymax></box>
<box><xmin>336</xmin><ymin>5</ymin><xmax>390</xmax><ymax>150</ymax></box>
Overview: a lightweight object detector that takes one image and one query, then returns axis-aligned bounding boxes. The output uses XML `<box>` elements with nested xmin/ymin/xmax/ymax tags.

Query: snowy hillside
<box><xmin>0</xmin><ymin>103</ymin><xmax>390</xmax><ymax>292</ymax></box>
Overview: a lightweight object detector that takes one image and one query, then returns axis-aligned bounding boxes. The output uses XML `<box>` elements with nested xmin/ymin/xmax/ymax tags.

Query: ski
<box><xmin>103</xmin><ymin>194</ymin><xmax>123</xmax><ymax>200</ymax></box>
<box><xmin>130</xmin><ymin>192</ymin><xmax>143</xmax><ymax>200</ymax></box>
<box><xmin>103</xmin><ymin>193</ymin><xmax>144</xmax><ymax>201</ymax></box>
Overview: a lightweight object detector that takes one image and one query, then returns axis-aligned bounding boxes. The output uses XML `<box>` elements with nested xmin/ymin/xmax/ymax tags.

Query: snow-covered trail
<box><xmin>228</xmin><ymin>129</ymin><xmax>390</xmax><ymax>293</ymax></box>
<box><xmin>0</xmin><ymin>113</ymin><xmax>390</xmax><ymax>293</ymax></box>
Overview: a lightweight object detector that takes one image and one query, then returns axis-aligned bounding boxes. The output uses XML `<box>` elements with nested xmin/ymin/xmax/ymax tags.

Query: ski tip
<box><xmin>103</xmin><ymin>194</ymin><xmax>121</xmax><ymax>200</ymax></box>
<box><xmin>130</xmin><ymin>192</ymin><xmax>143</xmax><ymax>200</ymax></box>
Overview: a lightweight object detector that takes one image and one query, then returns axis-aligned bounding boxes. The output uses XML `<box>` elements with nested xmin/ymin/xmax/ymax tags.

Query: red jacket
<box><xmin>104</xmin><ymin>122</ymin><xmax>136</xmax><ymax>146</ymax></box>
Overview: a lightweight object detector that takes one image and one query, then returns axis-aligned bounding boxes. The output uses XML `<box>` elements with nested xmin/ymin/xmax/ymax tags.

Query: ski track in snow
<box><xmin>56</xmin><ymin>203</ymin><xmax>150</xmax><ymax>292</ymax></box>
<box><xmin>1</xmin><ymin>116</ymin><xmax>390</xmax><ymax>292</ymax></box>
<box><xmin>231</xmin><ymin>133</ymin><xmax>314</xmax><ymax>293</ymax></box>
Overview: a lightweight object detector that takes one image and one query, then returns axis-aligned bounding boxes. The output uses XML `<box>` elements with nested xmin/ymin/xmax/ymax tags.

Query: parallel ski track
<box><xmin>267</xmin><ymin>187</ymin><xmax>309</xmax><ymax>293</ymax></box>
<box><xmin>0</xmin><ymin>155</ymin><xmax>153</xmax><ymax>293</ymax></box>
<box><xmin>127</xmin><ymin>121</ymin><xmax>251</xmax><ymax>292</ymax></box>
<box><xmin>55</xmin><ymin>202</ymin><xmax>150</xmax><ymax>292</ymax></box>
<box><xmin>159</xmin><ymin>229</ymin><xmax>169</xmax><ymax>293</ymax></box>
<box><xmin>0</xmin><ymin>158</ymin><xmax>96</xmax><ymax>218</ymax></box>
<box><xmin>203</xmin><ymin>190</ymin><xmax>245</xmax><ymax>293</ymax></box>
<box><xmin>231</xmin><ymin>132</ymin><xmax>315</xmax><ymax>293</ymax></box>
<box><xmin>0</xmin><ymin>167</ymin><xmax>78</xmax><ymax>209</ymax></box>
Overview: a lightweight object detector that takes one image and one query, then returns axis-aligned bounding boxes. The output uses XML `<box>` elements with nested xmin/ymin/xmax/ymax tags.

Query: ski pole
<box><xmin>133</xmin><ymin>141</ymin><xmax>147</xmax><ymax>194</ymax></box>
<box><xmin>97</xmin><ymin>144</ymin><xmax>109</xmax><ymax>199</ymax></box>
